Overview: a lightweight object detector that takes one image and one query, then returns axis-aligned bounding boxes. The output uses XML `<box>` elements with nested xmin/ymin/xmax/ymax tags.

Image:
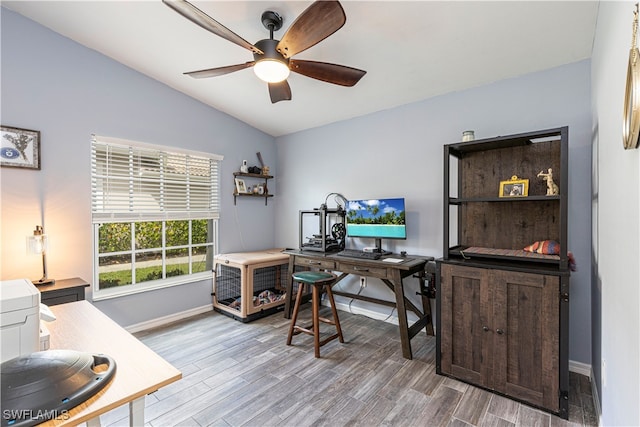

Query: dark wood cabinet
<box><xmin>36</xmin><ymin>277</ymin><xmax>89</xmax><ymax>306</ymax></box>
<box><xmin>437</xmin><ymin>127</ymin><xmax>570</xmax><ymax>419</ymax></box>
<box><xmin>439</xmin><ymin>263</ymin><xmax>566</xmax><ymax>414</ymax></box>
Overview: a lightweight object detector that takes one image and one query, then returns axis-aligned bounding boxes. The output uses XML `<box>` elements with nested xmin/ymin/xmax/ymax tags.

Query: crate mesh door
<box><xmin>246</xmin><ymin>264</ymin><xmax>288</xmax><ymax>315</ymax></box>
<box><xmin>215</xmin><ymin>264</ymin><xmax>242</xmax><ymax>307</ymax></box>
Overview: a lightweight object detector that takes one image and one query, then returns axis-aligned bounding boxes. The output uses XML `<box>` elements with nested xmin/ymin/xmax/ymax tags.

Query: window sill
<box><xmin>92</xmin><ymin>271</ymin><xmax>212</xmax><ymax>301</ymax></box>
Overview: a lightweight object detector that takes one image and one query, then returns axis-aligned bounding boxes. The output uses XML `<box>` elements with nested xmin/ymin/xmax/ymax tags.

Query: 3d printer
<box><xmin>299</xmin><ymin>193</ymin><xmax>347</xmax><ymax>252</ymax></box>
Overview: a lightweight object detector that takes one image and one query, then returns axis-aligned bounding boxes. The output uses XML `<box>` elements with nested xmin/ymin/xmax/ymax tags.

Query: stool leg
<box><xmin>287</xmin><ymin>282</ymin><xmax>305</xmax><ymax>345</ymax></box>
<box><xmin>312</xmin><ymin>284</ymin><xmax>321</xmax><ymax>358</ymax></box>
<box><xmin>325</xmin><ymin>284</ymin><xmax>344</xmax><ymax>343</ymax></box>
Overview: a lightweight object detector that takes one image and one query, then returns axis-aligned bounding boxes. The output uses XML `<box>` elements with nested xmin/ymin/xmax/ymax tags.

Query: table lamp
<box><xmin>27</xmin><ymin>225</ymin><xmax>55</xmax><ymax>285</ymax></box>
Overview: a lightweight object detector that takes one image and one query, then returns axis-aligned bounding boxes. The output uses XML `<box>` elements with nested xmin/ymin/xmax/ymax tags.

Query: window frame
<box><xmin>92</xmin><ymin>219</ymin><xmax>218</xmax><ymax>301</ymax></box>
<box><xmin>91</xmin><ymin>135</ymin><xmax>223</xmax><ymax>300</ymax></box>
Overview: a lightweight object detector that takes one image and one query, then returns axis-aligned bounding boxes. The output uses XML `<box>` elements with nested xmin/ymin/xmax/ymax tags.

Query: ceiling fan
<box><xmin>163</xmin><ymin>0</ymin><xmax>366</xmax><ymax>103</ymax></box>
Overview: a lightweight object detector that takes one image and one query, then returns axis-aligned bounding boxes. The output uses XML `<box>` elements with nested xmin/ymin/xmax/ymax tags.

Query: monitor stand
<box><xmin>373</xmin><ymin>238</ymin><xmax>392</xmax><ymax>255</ymax></box>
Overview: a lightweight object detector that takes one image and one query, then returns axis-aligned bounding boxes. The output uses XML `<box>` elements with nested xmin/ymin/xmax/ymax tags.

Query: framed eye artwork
<box><xmin>1</xmin><ymin>125</ymin><xmax>41</xmax><ymax>170</ymax></box>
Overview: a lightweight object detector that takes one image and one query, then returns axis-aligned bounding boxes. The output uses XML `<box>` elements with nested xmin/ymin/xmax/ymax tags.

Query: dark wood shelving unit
<box><xmin>233</xmin><ymin>172</ymin><xmax>274</xmax><ymax>206</ymax></box>
<box><xmin>436</xmin><ymin>126</ymin><xmax>571</xmax><ymax>419</ymax></box>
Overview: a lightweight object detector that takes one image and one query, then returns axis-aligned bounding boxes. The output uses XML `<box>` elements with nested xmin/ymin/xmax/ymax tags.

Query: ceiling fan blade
<box><xmin>290</xmin><ymin>59</ymin><xmax>366</xmax><ymax>87</ymax></box>
<box><xmin>163</xmin><ymin>0</ymin><xmax>263</xmax><ymax>54</ymax></box>
<box><xmin>276</xmin><ymin>1</ymin><xmax>346</xmax><ymax>59</ymax></box>
<box><xmin>184</xmin><ymin>62</ymin><xmax>255</xmax><ymax>79</ymax></box>
<box><xmin>268</xmin><ymin>81</ymin><xmax>292</xmax><ymax>103</ymax></box>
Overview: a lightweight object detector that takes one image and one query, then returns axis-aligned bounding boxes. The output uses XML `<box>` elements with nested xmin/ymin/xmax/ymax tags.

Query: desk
<box><xmin>43</xmin><ymin>301</ymin><xmax>181</xmax><ymax>426</ymax></box>
<box><xmin>283</xmin><ymin>250</ymin><xmax>434</xmax><ymax>360</ymax></box>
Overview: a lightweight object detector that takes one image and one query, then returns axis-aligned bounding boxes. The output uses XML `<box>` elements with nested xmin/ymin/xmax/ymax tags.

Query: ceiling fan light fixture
<box><xmin>166</xmin><ymin>2</ymin><xmax>363</xmax><ymax>102</ymax></box>
<box><xmin>253</xmin><ymin>38</ymin><xmax>290</xmax><ymax>83</ymax></box>
<box><xmin>254</xmin><ymin>59</ymin><xmax>290</xmax><ymax>83</ymax></box>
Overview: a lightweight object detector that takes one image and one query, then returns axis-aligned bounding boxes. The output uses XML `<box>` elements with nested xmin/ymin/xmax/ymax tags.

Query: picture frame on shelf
<box><xmin>499</xmin><ymin>175</ymin><xmax>529</xmax><ymax>198</ymax></box>
<box><xmin>0</xmin><ymin>125</ymin><xmax>41</xmax><ymax>170</ymax></box>
<box><xmin>235</xmin><ymin>178</ymin><xmax>248</xmax><ymax>194</ymax></box>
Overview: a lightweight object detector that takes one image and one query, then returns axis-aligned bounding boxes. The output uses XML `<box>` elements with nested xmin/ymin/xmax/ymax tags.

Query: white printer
<box><xmin>1</xmin><ymin>278</ymin><xmax>53</xmax><ymax>363</ymax></box>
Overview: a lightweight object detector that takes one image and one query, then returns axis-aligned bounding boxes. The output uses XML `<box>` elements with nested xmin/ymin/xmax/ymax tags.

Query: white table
<box><xmin>42</xmin><ymin>301</ymin><xmax>181</xmax><ymax>426</ymax></box>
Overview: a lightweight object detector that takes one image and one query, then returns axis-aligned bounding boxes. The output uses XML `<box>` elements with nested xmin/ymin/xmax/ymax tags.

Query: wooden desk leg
<box><xmin>283</xmin><ymin>256</ymin><xmax>296</xmax><ymax>319</ymax></box>
<box><xmin>391</xmin><ymin>270</ymin><xmax>413</xmax><ymax>360</ymax></box>
<box><xmin>422</xmin><ymin>297</ymin><xmax>434</xmax><ymax>336</ymax></box>
<box><xmin>129</xmin><ymin>396</ymin><xmax>145</xmax><ymax>426</ymax></box>
<box><xmin>418</xmin><ymin>270</ymin><xmax>434</xmax><ymax>336</ymax></box>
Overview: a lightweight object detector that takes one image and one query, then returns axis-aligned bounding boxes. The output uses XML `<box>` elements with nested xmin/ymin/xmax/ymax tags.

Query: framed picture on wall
<box><xmin>0</xmin><ymin>125</ymin><xmax>41</xmax><ymax>170</ymax></box>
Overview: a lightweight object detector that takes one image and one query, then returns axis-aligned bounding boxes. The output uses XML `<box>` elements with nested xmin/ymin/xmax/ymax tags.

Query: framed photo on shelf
<box><xmin>499</xmin><ymin>175</ymin><xmax>529</xmax><ymax>198</ymax></box>
<box><xmin>235</xmin><ymin>178</ymin><xmax>248</xmax><ymax>194</ymax></box>
<box><xmin>0</xmin><ymin>125</ymin><xmax>41</xmax><ymax>170</ymax></box>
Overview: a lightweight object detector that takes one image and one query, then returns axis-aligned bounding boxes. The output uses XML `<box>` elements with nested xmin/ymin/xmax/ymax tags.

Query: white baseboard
<box><xmin>125</xmin><ymin>304</ymin><xmax>213</xmax><ymax>333</ymax></box>
<box><xmin>569</xmin><ymin>360</ymin><xmax>592</xmax><ymax>377</ymax></box>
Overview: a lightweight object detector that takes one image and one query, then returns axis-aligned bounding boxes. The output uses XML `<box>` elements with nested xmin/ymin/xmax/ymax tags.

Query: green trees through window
<box><xmin>97</xmin><ymin>219</ymin><xmax>213</xmax><ymax>289</ymax></box>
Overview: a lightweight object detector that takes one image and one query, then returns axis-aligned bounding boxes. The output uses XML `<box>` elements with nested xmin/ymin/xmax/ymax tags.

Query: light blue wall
<box><xmin>0</xmin><ymin>8</ymin><xmax>277</xmax><ymax>327</ymax></box>
<box><xmin>1</xmin><ymin>6</ymin><xmax>596</xmax><ymax>370</ymax></box>
<box><xmin>275</xmin><ymin>60</ymin><xmax>593</xmax><ymax>366</ymax></box>
<box><xmin>591</xmin><ymin>2</ymin><xmax>640</xmax><ymax>425</ymax></box>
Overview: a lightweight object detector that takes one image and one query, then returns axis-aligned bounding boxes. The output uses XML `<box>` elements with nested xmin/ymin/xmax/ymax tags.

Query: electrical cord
<box><xmin>348</xmin><ymin>284</ymin><xmax>366</xmax><ymax>314</ymax></box>
<box><xmin>232</xmin><ymin>203</ymin><xmax>247</xmax><ymax>251</ymax></box>
<box><xmin>334</xmin><ymin>277</ymin><xmax>396</xmax><ymax>321</ymax></box>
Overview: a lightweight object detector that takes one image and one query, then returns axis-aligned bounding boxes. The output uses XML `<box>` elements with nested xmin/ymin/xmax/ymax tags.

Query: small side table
<box><xmin>36</xmin><ymin>277</ymin><xmax>90</xmax><ymax>306</ymax></box>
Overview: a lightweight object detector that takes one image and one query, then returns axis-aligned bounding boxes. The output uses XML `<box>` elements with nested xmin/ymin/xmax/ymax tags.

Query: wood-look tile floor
<box><xmin>101</xmin><ymin>307</ymin><xmax>598</xmax><ymax>427</ymax></box>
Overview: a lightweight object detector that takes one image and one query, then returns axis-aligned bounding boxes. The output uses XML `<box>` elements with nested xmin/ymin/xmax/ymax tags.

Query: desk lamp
<box><xmin>27</xmin><ymin>225</ymin><xmax>55</xmax><ymax>285</ymax></box>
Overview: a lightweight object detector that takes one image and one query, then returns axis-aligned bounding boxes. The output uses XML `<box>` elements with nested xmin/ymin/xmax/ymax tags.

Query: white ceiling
<box><xmin>3</xmin><ymin>1</ymin><xmax>599</xmax><ymax>137</ymax></box>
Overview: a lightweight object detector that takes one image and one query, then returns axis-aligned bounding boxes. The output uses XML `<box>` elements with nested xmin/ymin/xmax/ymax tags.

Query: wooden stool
<box><xmin>286</xmin><ymin>271</ymin><xmax>344</xmax><ymax>358</ymax></box>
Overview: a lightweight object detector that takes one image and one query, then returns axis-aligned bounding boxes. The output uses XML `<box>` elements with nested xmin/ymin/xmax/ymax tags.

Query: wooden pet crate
<box><xmin>213</xmin><ymin>249</ymin><xmax>290</xmax><ymax>322</ymax></box>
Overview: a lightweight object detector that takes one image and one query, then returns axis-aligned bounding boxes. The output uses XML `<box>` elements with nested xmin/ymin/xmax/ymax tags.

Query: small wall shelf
<box><xmin>233</xmin><ymin>172</ymin><xmax>274</xmax><ymax>205</ymax></box>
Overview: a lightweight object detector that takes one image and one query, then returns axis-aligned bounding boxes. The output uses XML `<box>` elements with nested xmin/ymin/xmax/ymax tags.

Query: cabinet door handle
<box><xmin>496</xmin><ymin>328</ymin><xmax>505</xmax><ymax>335</ymax></box>
<box><xmin>307</xmin><ymin>261</ymin><xmax>322</xmax><ymax>265</ymax></box>
<box><xmin>482</xmin><ymin>326</ymin><xmax>490</xmax><ymax>332</ymax></box>
<box><xmin>353</xmin><ymin>267</ymin><xmax>370</xmax><ymax>272</ymax></box>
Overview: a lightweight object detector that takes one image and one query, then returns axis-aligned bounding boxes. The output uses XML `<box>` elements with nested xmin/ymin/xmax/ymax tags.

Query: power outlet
<box><xmin>360</xmin><ymin>276</ymin><xmax>366</xmax><ymax>288</ymax></box>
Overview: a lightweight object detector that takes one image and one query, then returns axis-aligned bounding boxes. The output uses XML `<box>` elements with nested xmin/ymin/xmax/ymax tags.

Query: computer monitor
<box><xmin>345</xmin><ymin>197</ymin><xmax>406</xmax><ymax>254</ymax></box>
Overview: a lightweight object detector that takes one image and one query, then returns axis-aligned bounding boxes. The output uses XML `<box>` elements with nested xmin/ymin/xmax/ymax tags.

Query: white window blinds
<box><xmin>91</xmin><ymin>135</ymin><xmax>223</xmax><ymax>222</ymax></box>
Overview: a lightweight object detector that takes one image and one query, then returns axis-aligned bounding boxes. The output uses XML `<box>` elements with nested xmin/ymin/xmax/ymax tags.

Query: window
<box><xmin>91</xmin><ymin>135</ymin><xmax>223</xmax><ymax>299</ymax></box>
